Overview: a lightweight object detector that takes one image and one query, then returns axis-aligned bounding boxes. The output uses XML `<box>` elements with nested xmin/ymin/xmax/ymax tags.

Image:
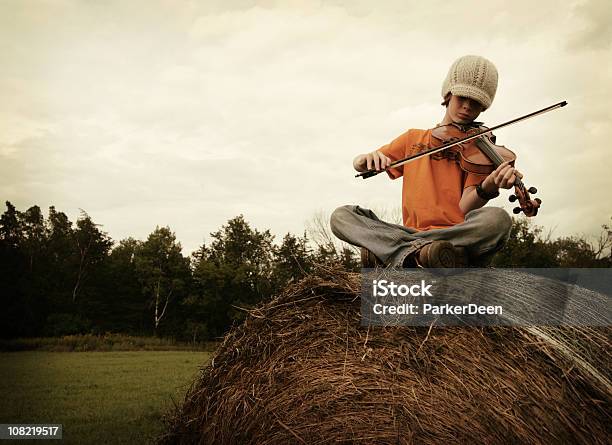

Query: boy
<box><xmin>330</xmin><ymin>55</ymin><xmax>519</xmax><ymax>268</ymax></box>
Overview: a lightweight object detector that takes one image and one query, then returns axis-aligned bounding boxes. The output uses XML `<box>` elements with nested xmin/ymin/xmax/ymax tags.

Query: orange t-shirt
<box><xmin>378</xmin><ymin>128</ymin><xmax>486</xmax><ymax>231</ymax></box>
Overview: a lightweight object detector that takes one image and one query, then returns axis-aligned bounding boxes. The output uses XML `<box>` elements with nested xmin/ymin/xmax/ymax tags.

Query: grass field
<box><xmin>0</xmin><ymin>351</ymin><xmax>211</xmax><ymax>444</ymax></box>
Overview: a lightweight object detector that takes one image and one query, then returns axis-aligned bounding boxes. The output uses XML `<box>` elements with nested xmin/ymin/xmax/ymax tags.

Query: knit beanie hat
<box><xmin>441</xmin><ymin>55</ymin><xmax>498</xmax><ymax>110</ymax></box>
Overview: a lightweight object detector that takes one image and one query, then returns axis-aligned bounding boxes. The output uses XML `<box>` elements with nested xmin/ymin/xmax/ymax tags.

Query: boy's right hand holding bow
<box><xmin>353</xmin><ymin>150</ymin><xmax>392</xmax><ymax>173</ymax></box>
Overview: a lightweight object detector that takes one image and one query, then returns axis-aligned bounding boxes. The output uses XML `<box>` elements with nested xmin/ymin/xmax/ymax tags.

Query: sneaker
<box><xmin>404</xmin><ymin>241</ymin><xmax>468</xmax><ymax>268</ymax></box>
<box><xmin>453</xmin><ymin>246</ymin><xmax>469</xmax><ymax>267</ymax></box>
<box><xmin>360</xmin><ymin>247</ymin><xmax>384</xmax><ymax>268</ymax></box>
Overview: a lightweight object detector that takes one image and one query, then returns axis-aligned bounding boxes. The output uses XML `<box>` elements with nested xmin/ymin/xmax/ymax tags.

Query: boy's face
<box><xmin>447</xmin><ymin>95</ymin><xmax>484</xmax><ymax>124</ymax></box>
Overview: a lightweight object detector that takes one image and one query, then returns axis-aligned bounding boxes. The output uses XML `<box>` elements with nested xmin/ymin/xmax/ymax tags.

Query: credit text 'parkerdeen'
<box><xmin>371</xmin><ymin>303</ymin><xmax>503</xmax><ymax>316</ymax></box>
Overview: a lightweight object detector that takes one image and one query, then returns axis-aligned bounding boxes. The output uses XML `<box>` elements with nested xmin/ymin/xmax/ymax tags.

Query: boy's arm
<box><xmin>459</xmin><ymin>161</ymin><xmax>523</xmax><ymax>213</ymax></box>
<box><xmin>459</xmin><ymin>185</ymin><xmax>490</xmax><ymax>213</ymax></box>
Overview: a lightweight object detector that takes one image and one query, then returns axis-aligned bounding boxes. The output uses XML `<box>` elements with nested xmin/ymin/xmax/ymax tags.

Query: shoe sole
<box><xmin>361</xmin><ymin>247</ymin><xmax>384</xmax><ymax>268</ymax></box>
<box><xmin>425</xmin><ymin>241</ymin><xmax>456</xmax><ymax>267</ymax></box>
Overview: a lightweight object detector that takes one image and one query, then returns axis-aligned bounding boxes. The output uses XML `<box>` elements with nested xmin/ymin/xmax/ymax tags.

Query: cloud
<box><xmin>566</xmin><ymin>0</ymin><xmax>612</xmax><ymax>51</ymax></box>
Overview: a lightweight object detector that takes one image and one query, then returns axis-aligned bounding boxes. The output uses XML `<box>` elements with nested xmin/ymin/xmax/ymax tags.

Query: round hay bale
<box><xmin>159</xmin><ymin>267</ymin><xmax>611</xmax><ymax>444</ymax></box>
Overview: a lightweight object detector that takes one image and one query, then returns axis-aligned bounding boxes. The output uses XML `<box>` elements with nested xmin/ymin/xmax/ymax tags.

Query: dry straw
<box><xmin>159</xmin><ymin>266</ymin><xmax>611</xmax><ymax>444</ymax></box>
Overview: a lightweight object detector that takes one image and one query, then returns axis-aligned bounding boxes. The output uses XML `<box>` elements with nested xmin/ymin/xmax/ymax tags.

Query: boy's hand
<box><xmin>482</xmin><ymin>161</ymin><xmax>523</xmax><ymax>192</ymax></box>
<box><xmin>353</xmin><ymin>150</ymin><xmax>392</xmax><ymax>172</ymax></box>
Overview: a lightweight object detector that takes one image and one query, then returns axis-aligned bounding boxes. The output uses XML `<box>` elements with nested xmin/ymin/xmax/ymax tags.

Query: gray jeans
<box><xmin>329</xmin><ymin>205</ymin><xmax>512</xmax><ymax>267</ymax></box>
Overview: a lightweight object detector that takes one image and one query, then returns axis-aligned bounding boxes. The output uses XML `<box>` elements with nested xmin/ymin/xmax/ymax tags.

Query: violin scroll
<box><xmin>510</xmin><ymin>180</ymin><xmax>541</xmax><ymax>217</ymax></box>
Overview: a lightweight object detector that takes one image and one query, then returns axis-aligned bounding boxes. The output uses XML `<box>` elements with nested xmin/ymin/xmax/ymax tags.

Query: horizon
<box><xmin>3</xmin><ymin>199</ymin><xmax>608</xmax><ymax>259</ymax></box>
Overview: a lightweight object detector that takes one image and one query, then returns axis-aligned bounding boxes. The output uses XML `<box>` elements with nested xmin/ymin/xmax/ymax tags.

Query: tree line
<box><xmin>0</xmin><ymin>201</ymin><xmax>610</xmax><ymax>341</ymax></box>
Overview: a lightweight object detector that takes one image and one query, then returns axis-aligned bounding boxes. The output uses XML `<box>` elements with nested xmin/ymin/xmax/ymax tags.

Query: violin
<box><xmin>430</xmin><ymin>123</ymin><xmax>541</xmax><ymax>217</ymax></box>
<box><xmin>356</xmin><ymin>101</ymin><xmax>568</xmax><ymax>217</ymax></box>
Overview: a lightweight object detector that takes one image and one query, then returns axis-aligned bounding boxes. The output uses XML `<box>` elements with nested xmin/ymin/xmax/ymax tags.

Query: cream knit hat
<box><xmin>441</xmin><ymin>55</ymin><xmax>498</xmax><ymax>110</ymax></box>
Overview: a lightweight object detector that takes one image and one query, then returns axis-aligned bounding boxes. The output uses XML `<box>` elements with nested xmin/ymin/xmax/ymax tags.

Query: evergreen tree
<box><xmin>0</xmin><ymin>202</ymin><xmax>27</xmax><ymax>337</ymax></box>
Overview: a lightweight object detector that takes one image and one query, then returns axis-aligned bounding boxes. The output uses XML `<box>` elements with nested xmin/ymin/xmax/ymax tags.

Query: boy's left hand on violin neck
<box><xmin>482</xmin><ymin>161</ymin><xmax>523</xmax><ymax>192</ymax></box>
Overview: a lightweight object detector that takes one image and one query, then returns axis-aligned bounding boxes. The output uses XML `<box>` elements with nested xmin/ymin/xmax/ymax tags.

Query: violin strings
<box><xmin>475</xmin><ymin>138</ymin><xmax>526</xmax><ymax>190</ymax></box>
<box><xmin>476</xmin><ymin>138</ymin><xmax>506</xmax><ymax>167</ymax></box>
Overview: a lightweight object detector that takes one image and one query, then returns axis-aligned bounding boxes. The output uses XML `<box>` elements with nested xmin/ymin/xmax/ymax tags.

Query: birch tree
<box><xmin>134</xmin><ymin>226</ymin><xmax>190</xmax><ymax>334</ymax></box>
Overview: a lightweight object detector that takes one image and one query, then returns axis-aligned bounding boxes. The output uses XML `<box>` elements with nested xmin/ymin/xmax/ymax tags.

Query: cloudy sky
<box><xmin>1</xmin><ymin>0</ymin><xmax>610</xmax><ymax>255</ymax></box>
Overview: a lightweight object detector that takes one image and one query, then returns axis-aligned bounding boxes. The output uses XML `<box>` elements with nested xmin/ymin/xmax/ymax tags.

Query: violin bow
<box><xmin>356</xmin><ymin>101</ymin><xmax>567</xmax><ymax>179</ymax></box>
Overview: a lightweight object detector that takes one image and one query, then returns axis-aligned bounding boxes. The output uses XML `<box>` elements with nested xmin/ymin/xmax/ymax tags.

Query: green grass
<box><xmin>0</xmin><ymin>351</ymin><xmax>211</xmax><ymax>444</ymax></box>
<box><xmin>0</xmin><ymin>334</ymin><xmax>217</xmax><ymax>352</ymax></box>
